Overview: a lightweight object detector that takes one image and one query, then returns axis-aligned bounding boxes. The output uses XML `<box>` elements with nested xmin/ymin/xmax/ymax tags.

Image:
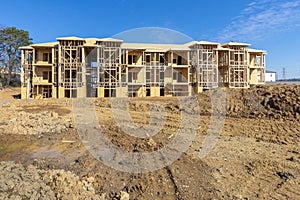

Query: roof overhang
<box><xmin>19</xmin><ymin>46</ymin><xmax>33</xmax><ymax>50</ymax></box>
<box><xmin>31</xmin><ymin>42</ymin><xmax>59</xmax><ymax>48</ymax></box>
<box><xmin>222</xmin><ymin>41</ymin><xmax>251</xmax><ymax>47</ymax></box>
<box><xmin>56</xmin><ymin>36</ymin><xmax>85</xmax><ymax>41</ymax></box>
<box><xmin>248</xmin><ymin>48</ymin><xmax>267</xmax><ymax>53</ymax></box>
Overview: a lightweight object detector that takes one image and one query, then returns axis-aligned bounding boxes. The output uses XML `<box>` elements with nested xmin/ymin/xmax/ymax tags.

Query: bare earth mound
<box><xmin>0</xmin><ymin>84</ymin><xmax>299</xmax><ymax>199</ymax></box>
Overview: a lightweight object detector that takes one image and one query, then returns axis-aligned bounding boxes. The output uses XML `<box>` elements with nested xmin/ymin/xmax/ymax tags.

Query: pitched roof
<box><xmin>56</xmin><ymin>36</ymin><xmax>85</xmax><ymax>41</ymax></box>
<box><xmin>197</xmin><ymin>41</ymin><xmax>220</xmax><ymax>45</ymax></box>
<box><xmin>215</xmin><ymin>47</ymin><xmax>230</xmax><ymax>51</ymax></box>
<box><xmin>96</xmin><ymin>38</ymin><xmax>123</xmax><ymax>42</ymax></box>
<box><xmin>186</xmin><ymin>40</ymin><xmax>220</xmax><ymax>47</ymax></box>
<box><xmin>121</xmin><ymin>42</ymin><xmax>191</xmax><ymax>52</ymax></box>
<box><xmin>222</xmin><ymin>41</ymin><xmax>251</xmax><ymax>47</ymax></box>
<box><xmin>83</xmin><ymin>38</ymin><xmax>98</xmax><ymax>46</ymax></box>
<box><xmin>31</xmin><ymin>42</ymin><xmax>59</xmax><ymax>47</ymax></box>
<box><xmin>248</xmin><ymin>48</ymin><xmax>266</xmax><ymax>53</ymax></box>
<box><xmin>19</xmin><ymin>45</ymin><xmax>33</xmax><ymax>50</ymax></box>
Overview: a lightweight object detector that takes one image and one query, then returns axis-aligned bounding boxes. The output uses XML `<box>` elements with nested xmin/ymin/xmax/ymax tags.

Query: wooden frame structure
<box><xmin>20</xmin><ymin>37</ymin><xmax>267</xmax><ymax>99</ymax></box>
<box><xmin>58</xmin><ymin>38</ymin><xmax>85</xmax><ymax>98</ymax></box>
<box><xmin>190</xmin><ymin>41</ymin><xmax>219</xmax><ymax>91</ymax></box>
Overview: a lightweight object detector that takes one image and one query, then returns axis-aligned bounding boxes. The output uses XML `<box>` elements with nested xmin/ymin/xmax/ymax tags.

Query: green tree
<box><xmin>0</xmin><ymin>26</ymin><xmax>32</xmax><ymax>86</ymax></box>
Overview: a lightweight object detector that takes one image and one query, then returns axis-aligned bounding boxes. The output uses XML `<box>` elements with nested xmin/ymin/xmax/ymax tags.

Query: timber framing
<box><xmin>19</xmin><ymin>37</ymin><xmax>266</xmax><ymax>99</ymax></box>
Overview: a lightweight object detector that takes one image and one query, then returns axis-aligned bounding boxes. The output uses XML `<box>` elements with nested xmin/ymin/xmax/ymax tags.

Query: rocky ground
<box><xmin>0</xmin><ymin>85</ymin><xmax>299</xmax><ymax>199</ymax></box>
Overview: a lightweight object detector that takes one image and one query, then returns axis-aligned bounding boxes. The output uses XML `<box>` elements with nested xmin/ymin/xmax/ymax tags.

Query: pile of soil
<box><xmin>0</xmin><ymin>111</ymin><xmax>72</xmax><ymax>136</ymax></box>
<box><xmin>225</xmin><ymin>84</ymin><xmax>300</xmax><ymax>120</ymax></box>
<box><xmin>0</xmin><ymin>161</ymin><xmax>104</xmax><ymax>200</ymax></box>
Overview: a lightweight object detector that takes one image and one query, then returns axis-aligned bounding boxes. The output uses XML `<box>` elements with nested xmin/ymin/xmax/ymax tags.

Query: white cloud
<box><xmin>217</xmin><ymin>0</ymin><xmax>300</xmax><ymax>42</ymax></box>
<box><xmin>113</xmin><ymin>27</ymin><xmax>192</xmax><ymax>44</ymax></box>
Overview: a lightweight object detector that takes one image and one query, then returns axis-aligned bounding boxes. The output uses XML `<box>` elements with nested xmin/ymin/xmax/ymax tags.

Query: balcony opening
<box><xmin>65</xmin><ymin>89</ymin><xmax>70</xmax><ymax>98</ymax></box>
<box><xmin>42</xmin><ymin>53</ymin><xmax>52</xmax><ymax>63</ymax></box>
<box><xmin>159</xmin><ymin>55</ymin><xmax>164</xmax><ymax>64</ymax></box>
<box><xmin>42</xmin><ymin>71</ymin><xmax>52</xmax><ymax>83</ymax></box>
<box><xmin>178</xmin><ymin>56</ymin><xmax>182</xmax><ymax>65</ymax></box>
<box><xmin>65</xmin><ymin>70</ymin><xmax>70</xmax><ymax>79</ymax></box>
<box><xmin>128</xmin><ymin>55</ymin><xmax>137</xmax><ymax>65</ymax></box>
<box><xmin>43</xmin><ymin>53</ymin><xmax>48</xmax><ymax>62</ymax></box>
<box><xmin>160</xmin><ymin>88</ymin><xmax>164</xmax><ymax>96</ymax></box>
<box><xmin>146</xmin><ymin>88</ymin><xmax>150</xmax><ymax>96</ymax></box>
<box><xmin>146</xmin><ymin>55</ymin><xmax>151</xmax><ymax>63</ymax></box>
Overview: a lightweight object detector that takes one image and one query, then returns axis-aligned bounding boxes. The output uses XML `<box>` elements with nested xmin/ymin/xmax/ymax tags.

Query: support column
<box><xmin>59</xmin><ymin>87</ymin><xmax>64</xmax><ymax>98</ymax></box>
<box><xmin>150</xmin><ymin>86</ymin><xmax>160</xmax><ymax>96</ymax></box>
<box><xmin>97</xmin><ymin>87</ymin><xmax>104</xmax><ymax>97</ymax></box>
<box><xmin>21</xmin><ymin>88</ymin><xmax>27</xmax><ymax>99</ymax></box>
<box><xmin>51</xmin><ymin>48</ymin><xmax>55</xmax><ymax>98</ymax></box>
<box><xmin>77</xmin><ymin>47</ymin><xmax>86</xmax><ymax>98</ymax></box>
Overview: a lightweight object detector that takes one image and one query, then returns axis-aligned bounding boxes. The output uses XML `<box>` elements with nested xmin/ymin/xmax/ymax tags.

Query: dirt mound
<box><xmin>0</xmin><ymin>161</ymin><xmax>104</xmax><ymax>200</ymax></box>
<box><xmin>0</xmin><ymin>87</ymin><xmax>20</xmax><ymax>100</ymax></box>
<box><xmin>224</xmin><ymin>84</ymin><xmax>300</xmax><ymax>120</ymax></box>
<box><xmin>0</xmin><ymin>111</ymin><xmax>72</xmax><ymax>136</ymax></box>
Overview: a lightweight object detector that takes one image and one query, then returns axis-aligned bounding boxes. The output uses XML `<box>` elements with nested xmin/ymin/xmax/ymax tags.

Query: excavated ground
<box><xmin>0</xmin><ymin>85</ymin><xmax>299</xmax><ymax>199</ymax></box>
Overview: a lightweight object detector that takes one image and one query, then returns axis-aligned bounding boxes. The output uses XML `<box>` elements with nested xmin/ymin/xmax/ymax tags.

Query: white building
<box><xmin>265</xmin><ymin>70</ymin><xmax>276</xmax><ymax>82</ymax></box>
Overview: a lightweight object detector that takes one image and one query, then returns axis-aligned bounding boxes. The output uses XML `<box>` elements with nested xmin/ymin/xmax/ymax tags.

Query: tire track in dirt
<box><xmin>166</xmin><ymin>166</ymin><xmax>183</xmax><ymax>200</ymax></box>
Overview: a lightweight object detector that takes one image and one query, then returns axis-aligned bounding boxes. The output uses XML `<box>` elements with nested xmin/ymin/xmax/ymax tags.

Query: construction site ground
<box><xmin>0</xmin><ymin>85</ymin><xmax>299</xmax><ymax>199</ymax></box>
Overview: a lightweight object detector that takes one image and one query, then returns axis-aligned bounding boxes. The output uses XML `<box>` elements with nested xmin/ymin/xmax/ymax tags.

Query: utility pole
<box><xmin>282</xmin><ymin>67</ymin><xmax>286</xmax><ymax>80</ymax></box>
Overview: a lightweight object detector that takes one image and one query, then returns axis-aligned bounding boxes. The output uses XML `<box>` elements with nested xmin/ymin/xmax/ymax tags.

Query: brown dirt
<box><xmin>0</xmin><ymin>85</ymin><xmax>299</xmax><ymax>199</ymax></box>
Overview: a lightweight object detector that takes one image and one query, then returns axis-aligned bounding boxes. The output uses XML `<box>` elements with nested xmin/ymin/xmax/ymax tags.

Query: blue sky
<box><xmin>1</xmin><ymin>0</ymin><xmax>300</xmax><ymax>78</ymax></box>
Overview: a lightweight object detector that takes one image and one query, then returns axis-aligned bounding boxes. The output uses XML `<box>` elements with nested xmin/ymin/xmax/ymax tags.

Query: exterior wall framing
<box><xmin>20</xmin><ymin>37</ymin><xmax>267</xmax><ymax>99</ymax></box>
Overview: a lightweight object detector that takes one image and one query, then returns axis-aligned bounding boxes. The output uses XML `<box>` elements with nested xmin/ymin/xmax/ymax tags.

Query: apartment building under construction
<box><xmin>19</xmin><ymin>36</ymin><xmax>266</xmax><ymax>99</ymax></box>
